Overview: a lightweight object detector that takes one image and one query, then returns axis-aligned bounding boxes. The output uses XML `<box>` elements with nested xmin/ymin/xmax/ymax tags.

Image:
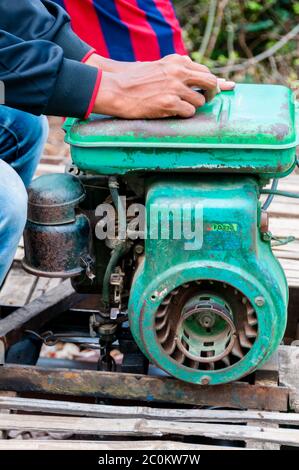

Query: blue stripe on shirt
<box><xmin>136</xmin><ymin>0</ymin><xmax>175</xmax><ymax>57</ymax></box>
<box><xmin>91</xmin><ymin>0</ymin><xmax>135</xmax><ymax>61</ymax></box>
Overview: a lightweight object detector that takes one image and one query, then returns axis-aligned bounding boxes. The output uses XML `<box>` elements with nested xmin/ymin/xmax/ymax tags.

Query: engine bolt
<box><xmin>200</xmin><ymin>376</ymin><xmax>210</xmax><ymax>385</ymax></box>
<box><xmin>255</xmin><ymin>296</ymin><xmax>265</xmax><ymax>307</ymax></box>
<box><xmin>198</xmin><ymin>312</ymin><xmax>215</xmax><ymax>329</ymax></box>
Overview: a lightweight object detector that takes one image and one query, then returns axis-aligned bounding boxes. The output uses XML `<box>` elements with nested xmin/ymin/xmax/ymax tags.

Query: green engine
<box><xmin>23</xmin><ymin>84</ymin><xmax>299</xmax><ymax>385</ymax></box>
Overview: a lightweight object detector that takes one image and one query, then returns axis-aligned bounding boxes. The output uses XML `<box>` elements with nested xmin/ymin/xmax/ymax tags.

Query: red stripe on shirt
<box><xmin>152</xmin><ymin>0</ymin><xmax>187</xmax><ymax>55</ymax></box>
<box><xmin>114</xmin><ymin>0</ymin><xmax>161</xmax><ymax>61</ymax></box>
<box><xmin>63</xmin><ymin>0</ymin><xmax>110</xmax><ymax>57</ymax></box>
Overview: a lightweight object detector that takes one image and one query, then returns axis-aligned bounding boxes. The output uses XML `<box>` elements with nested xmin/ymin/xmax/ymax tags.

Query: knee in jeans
<box><xmin>27</xmin><ymin>115</ymin><xmax>49</xmax><ymax>149</ymax></box>
<box><xmin>2</xmin><ymin>175</ymin><xmax>28</xmax><ymax>235</ymax></box>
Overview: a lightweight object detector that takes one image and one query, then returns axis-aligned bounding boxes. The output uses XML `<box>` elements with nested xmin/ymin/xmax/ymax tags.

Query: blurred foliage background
<box><xmin>174</xmin><ymin>0</ymin><xmax>299</xmax><ymax>96</ymax></box>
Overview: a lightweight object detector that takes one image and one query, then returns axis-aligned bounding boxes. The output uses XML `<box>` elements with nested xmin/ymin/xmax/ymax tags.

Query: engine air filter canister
<box><xmin>23</xmin><ymin>173</ymin><xmax>91</xmax><ymax>278</ymax></box>
<box><xmin>27</xmin><ymin>173</ymin><xmax>86</xmax><ymax>225</ymax></box>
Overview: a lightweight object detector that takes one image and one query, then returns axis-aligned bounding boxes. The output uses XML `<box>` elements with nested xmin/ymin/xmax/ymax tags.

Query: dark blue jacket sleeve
<box><xmin>0</xmin><ymin>1</ymin><xmax>99</xmax><ymax>117</ymax></box>
<box><xmin>0</xmin><ymin>0</ymin><xmax>93</xmax><ymax>61</ymax></box>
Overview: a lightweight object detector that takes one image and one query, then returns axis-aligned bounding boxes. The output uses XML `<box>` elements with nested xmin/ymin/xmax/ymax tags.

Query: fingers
<box><xmin>184</xmin><ymin>70</ymin><xmax>218</xmax><ymax>90</ymax></box>
<box><xmin>218</xmin><ymin>78</ymin><xmax>236</xmax><ymax>90</ymax></box>
<box><xmin>159</xmin><ymin>94</ymin><xmax>196</xmax><ymax>118</ymax></box>
<box><xmin>161</xmin><ymin>54</ymin><xmax>210</xmax><ymax>73</ymax></box>
<box><xmin>162</xmin><ymin>54</ymin><xmax>235</xmax><ymax>91</ymax></box>
<box><xmin>184</xmin><ymin>58</ymin><xmax>211</xmax><ymax>74</ymax></box>
<box><xmin>163</xmin><ymin>54</ymin><xmax>210</xmax><ymax>73</ymax></box>
<box><xmin>179</xmin><ymin>86</ymin><xmax>206</xmax><ymax>108</ymax></box>
<box><xmin>162</xmin><ymin>54</ymin><xmax>236</xmax><ymax>93</ymax></box>
<box><xmin>163</xmin><ymin>87</ymin><xmax>205</xmax><ymax>119</ymax></box>
<box><xmin>174</xmin><ymin>99</ymin><xmax>196</xmax><ymax>118</ymax></box>
<box><xmin>179</xmin><ymin>55</ymin><xmax>210</xmax><ymax>73</ymax></box>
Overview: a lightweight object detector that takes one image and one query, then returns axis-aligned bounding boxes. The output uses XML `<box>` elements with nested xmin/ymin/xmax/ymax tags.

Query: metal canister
<box><xmin>23</xmin><ymin>173</ymin><xmax>91</xmax><ymax>278</ymax></box>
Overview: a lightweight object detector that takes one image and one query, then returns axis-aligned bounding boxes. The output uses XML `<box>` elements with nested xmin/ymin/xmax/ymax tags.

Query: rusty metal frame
<box><xmin>0</xmin><ymin>364</ymin><xmax>289</xmax><ymax>411</ymax></box>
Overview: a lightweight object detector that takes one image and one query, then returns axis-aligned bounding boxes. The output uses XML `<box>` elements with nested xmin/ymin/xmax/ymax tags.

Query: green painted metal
<box><xmin>64</xmin><ymin>84</ymin><xmax>298</xmax><ymax>178</ymax></box>
<box><xmin>128</xmin><ymin>177</ymin><xmax>288</xmax><ymax>385</ymax></box>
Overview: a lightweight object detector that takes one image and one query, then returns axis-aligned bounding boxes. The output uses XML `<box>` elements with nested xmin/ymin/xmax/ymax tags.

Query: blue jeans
<box><xmin>0</xmin><ymin>106</ymin><xmax>48</xmax><ymax>285</ymax></box>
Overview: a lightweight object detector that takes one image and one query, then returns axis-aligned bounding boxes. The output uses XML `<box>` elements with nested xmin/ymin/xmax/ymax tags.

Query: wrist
<box><xmin>92</xmin><ymin>71</ymin><xmax>124</xmax><ymax>116</ymax></box>
<box><xmin>85</xmin><ymin>53</ymin><xmax>135</xmax><ymax>73</ymax></box>
<box><xmin>81</xmin><ymin>49</ymin><xmax>97</xmax><ymax>64</ymax></box>
<box><xmin>85</xmin><ymin>69</ymin><xmax>103</xmax><ymax>119</ymax></box>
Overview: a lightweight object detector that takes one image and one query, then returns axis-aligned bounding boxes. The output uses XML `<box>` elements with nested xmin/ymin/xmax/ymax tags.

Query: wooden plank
<box><xmin>278</xmin><ymin>265</ymin><xmax>299</xmax><ymax>286</ymax></box>
<box><xmin>274</xmin><ymin>239</ymin><xmax>299</xmax><ymax>248</ymax></box>
<box><xmin>279</xmin><ymin>259</ymin><xmax>299</xmax><ymax>270</ymax></box>
<box><xmin>0</xmin><ymin>440</ymin><xmax>241</xmax><ymax>451</ymax></box>
<box><xmin>29</xmin><ymin>277</ymin><xmax>62</xmax><ymax>302</ymax></box>
<box><xmin>0</xmin><ymin>267</ymin><xmax>37</xmax><ymax>307</ymax></box>
<box><xmin>14</xmin><ymin>248</ymin><xmax>25</xmax><ymax>263</ymax></box>
<box><xmin>278</xmin><ymin>345</ymin><xmax>299</xmax><ymax>412</ymax></box>
<box><xmin>275</xmin><ymin>251</ymin><xmax>299</xmax><ymax>262</ymax></box>
<box><xmin>269</xmin><ymin>218</ymin><xmax>299</xmax><ymax>238</ymax></box>
<box><xmin>280</xmin><ymin>248</ymin><xmax>299</xmax><ymax>261</ymax></box>
<box><xmin>268</xmin><ymin>183</ymin><xmax>299</xmax><ymax>193</ymax></box>
<box><xmin>274</xmin><ymin>174</ymin><xmax>299</xmax><ymax>184</ymax></box>
<box><xmin>35</xmin><ymin>163</ymin><xmax>65</xmax><ymax>176</ymax></box>
<box><xmin>246</xmin><ymin>420</ymin><xmax>280</xmax><ymax>450</ymax></box>
<box><xmin>284</xmin><ymin>277</ymin><xmax>299</xmax><ymax>288</ymax></box>
<box><xmin>269</xmin><ymin>197</ymin><xmax>299</xmax><ymax>206</ymax></box>
<box><xmin>269</xmin><ymin>203</ymin><xmax>299</xmax><ymax>217</ymax></box>
<box><xmin>267</xmin><ymin>180</ymin><xmax>299</xmax><ymax>190</ymax></box>
<box><xmin>248</xmin><ymin>372</ymin><xmax>280</xmax><ymax>450</ymax></box>
<box><xmin>0</xmin><ymin>392</ymin><xmax>16</xmax><ymax>440</ymax></box>
<box><xmin>282</xmin><ymin>275</ymin><xmax>299</xmax><ymax>287</ymax></box>
<box><xmin>0</xmin><ymin>414</ymin><xmax>298</xmax><ymax>446</ymax></box>
<box><xmin>0</xmin><ymin>365</ymin><xmax>289</xmax><ymax>411</ymax></box>
<box><xmin>0</xmin><ymin>396</ymin><xmax>298</xmax><ymax>425</ymax></box>
<box><xmin>266</xmin><ymin>175</ymin><xmax>298</xmax><ymax>186</ymax></box>
<box><xmin>270</xmin><ymin>208</ymin><xmax>299</xmax><ymax>220</ymax></box>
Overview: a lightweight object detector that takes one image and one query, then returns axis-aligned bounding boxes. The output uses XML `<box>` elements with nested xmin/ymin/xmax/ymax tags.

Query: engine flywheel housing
<box><xmin>154</xmin><ymin>281</ymin><xmax>257</xmax><ymax>372</ymax></box>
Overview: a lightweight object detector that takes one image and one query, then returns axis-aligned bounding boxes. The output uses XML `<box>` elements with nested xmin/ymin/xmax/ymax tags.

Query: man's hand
<box><xmin>91</xmin><ymin>54</ymin><xmax>235</xmax><ymax>119</ymax></box>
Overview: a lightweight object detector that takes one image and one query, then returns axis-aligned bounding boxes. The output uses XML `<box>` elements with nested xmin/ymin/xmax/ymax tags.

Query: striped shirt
<box><xmin>53</xmin><ymin>0</ymin><xmax>186</xmax><ymax>61</ymax></box>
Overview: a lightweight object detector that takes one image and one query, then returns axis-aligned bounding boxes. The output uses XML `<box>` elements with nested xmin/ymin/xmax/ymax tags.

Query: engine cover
<box><xmin>64</xmin><ymin>84</ymin><xmax>298</xmax><ymax>178</ymax></box>
<box><xmin>128</xmin><ymin>176</ymin><xmax>288</xmax><ymax>385</ymax></box>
